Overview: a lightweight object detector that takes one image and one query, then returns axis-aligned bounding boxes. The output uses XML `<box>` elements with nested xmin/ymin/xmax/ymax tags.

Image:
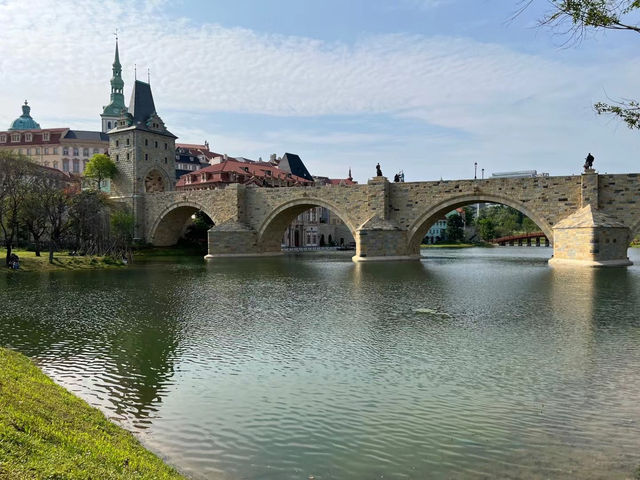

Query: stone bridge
<box><xmin>139</xmin><ymin>172</ymin><xmax>640</xmax><ymax>266</ymax></box>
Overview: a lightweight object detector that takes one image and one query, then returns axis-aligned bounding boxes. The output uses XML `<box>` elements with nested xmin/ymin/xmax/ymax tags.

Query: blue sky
<box><xmin>0</xmin><ymin>0</ymin><xmax>637</xmax><ymax>182</ymax></box>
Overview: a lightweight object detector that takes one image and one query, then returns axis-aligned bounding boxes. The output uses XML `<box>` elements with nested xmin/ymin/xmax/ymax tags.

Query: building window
<box><xmin>126</xmin><ymin>138</ymin><xmax>130</xmax><ymax>146</ymax></box>
<box><xmin>126</xmin><ymin>153</ymin><xmax>130</xmax><ymax>160</ymax></box>
<box><xmin>11</xmin><ymin>134</ymin><xmax>20</xmax><ymax>142</ymax></box>
<box><xmin>93</xmin><ymin>148</ymin><xmax>99</xmax><ymax>154</ymax></box>
<box><xmin>115</xmin><ymin>154</ymin><xmax>119</xmax><ymax>162</ymax></box>
<box><xmin>115</xmin><ymin>140</ymin><xmax>119</xmax><ymax>147</ymax></box>
<box><xmin>107</xmin><ymin>121</ymin><xmax>112</xmax><ymax>129</ymax></box>
<box><xmin>83</xmin><ymin>148</ymin><xmax>89</xmax><ymax>156</ymax></box>
<box><xmin>63</xmin><ymin>147</ymin><xmax>69</xmax><ymax>155</ymax></box>
<box><xmin>164</xmin><ymin>157</ymin><xmax>167</xmax><ymax>164</ymax></box>
<box><xmin>25</xmin><ymin>133</ymin><xmax>32</xmax><ymax>142</ymax></box>
<box><xmin>53</xmin><ymin>147</ymin><xmax>59</xmax><ymax>155</ymax></box>
<box><xmin>0</xmin><ymin>134</ymin><xmax>6</xmax><ymax>142</ymax></box>
<box><xmin>26</xmin><ymin>148</ymin><xmax>31</xmax><ymax>155</ymax></box>
<box><xmin>145</xmin><ymin>139</ymin><xmax>148</xmax><ymax>146</ymax></box>
<box><xmin>154</xmin><ymin>141</ymin><xmax>158</xmax><ymax>148</ymax></box>
<box><xmin>164</xmin><ymin>143</ymin><xmax>167</xmax><ymax>150</ymax></box>
<box><xmin>144</xmin><ymin>153</ymin><xmax>148</xmax><ymax>161</ymax></box>
<box><xmin>35</xmin><ymin>147</ymin><xmax>41</xmax><ymax>155</ymax></box>
<box><xmin>43</xmin><ymin>132</ymin><xmax>50</xmax><ymax>141</ymax></box>
<box><xmin>18</xmin><ymin>148</ymin><xmax>24</xmax><ymax>154</ymax></box>
<box><xmin>44</xmin><ymin>147</ymin><xmax>49</xmax><ymax>155</ymax></box>
<box><xmin>73</xmin><ymin>159</ymin><xmax>80</xmax><ymax>173</ymax></box>
<box><xmin>53</xmin><ymin>161</ymin><xmax>59</xmax><ymax>170</ymax></box>
<box><xmin>62</xmin><ymin>159</ymin><xmax>70</xmax><ymax>172</ymax></box>
<box><xmin>73</xmin><ymin>148</ymin><xmax>79</xmax><ymax>156</ymax></box>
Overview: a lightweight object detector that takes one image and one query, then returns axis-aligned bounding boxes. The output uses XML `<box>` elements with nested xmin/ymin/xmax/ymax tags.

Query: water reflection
<box><xmin>1</xmin><ymin>249</ymin><xmax>639</xmax><ymax>479</ymax></box>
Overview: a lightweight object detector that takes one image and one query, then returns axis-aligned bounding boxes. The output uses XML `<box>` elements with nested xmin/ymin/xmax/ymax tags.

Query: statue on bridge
<box><xmin>376</xmin><ymin>163</ymin><xmax>383</xmax><ymax>177</ymax></box>
<box><xmin>584</xmin><ymin>152</ymin><xmax>595</xmax><ymax>172</ymax></box>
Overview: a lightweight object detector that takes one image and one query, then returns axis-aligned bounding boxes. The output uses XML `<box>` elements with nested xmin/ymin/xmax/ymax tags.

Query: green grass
<box><xmin>0</xmin><ymin>348</ymin><xmax>187</xmax><ymax>479</ymax></box>
<box><xmin>2</xmin><ymin>249</ymin><xmax>126</xmax><ymax>273</ymax></box>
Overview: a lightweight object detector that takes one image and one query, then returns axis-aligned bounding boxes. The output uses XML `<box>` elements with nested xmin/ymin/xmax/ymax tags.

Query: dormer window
<box><xmin>244</xmin><ymin>167</ymin><xmax>249</xmax><ymax>173</ymax></box>
<box><xmin>265</xmin><ymin>170</ymin><xmax>271</xmax><ymax>176</ymax></box>
<box><xmin>11</xmin><ymin>133</ymin><xmax>20</xmax><ymax>142</ymax></box>
<box><xmin>43</xmin><ymin>132</ymin><xmax>50</xmax><ymax>141</ymax></box>
<box><xmin>25</xmin><ymin>133</ymin><xmax>32</xmax><ymax>142</ymax></box>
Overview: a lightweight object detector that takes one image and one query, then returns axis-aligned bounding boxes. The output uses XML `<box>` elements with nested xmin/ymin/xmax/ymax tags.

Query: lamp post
<box><xmin>481</xmin><ymin>168</ymin><xmax>484</xmax><ymax>180</ymax></box>
<box><xmin>474</xmin><ymin>162</ymin><xmax>477</xmax><ymax>180</ymax></box>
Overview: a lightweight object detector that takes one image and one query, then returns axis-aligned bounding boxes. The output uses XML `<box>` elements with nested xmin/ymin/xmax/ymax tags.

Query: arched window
<box><xmin>107</xmin><ymin>121</ymin><xmax>112</xmax><ymax>129</ymax></box>
<box><xmin>73</xmin><ymin>159</ymin><xmax>80</xmax><ymax>173</ymax></box>
<box><xmin>62</xmin><ymin>159</ymin><xmax>70</xmax><ymax>172</ymax></box>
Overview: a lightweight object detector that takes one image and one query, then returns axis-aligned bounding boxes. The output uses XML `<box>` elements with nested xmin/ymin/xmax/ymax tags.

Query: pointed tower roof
<box><xmin>129</xmin><ymin>80</ymin><xmax>156</xmax><ymax>124</ymax></box>
<box><xmin>102</xmin><ymin>38</ymin><xmax>126</xmax><ymax>118</ymax></box>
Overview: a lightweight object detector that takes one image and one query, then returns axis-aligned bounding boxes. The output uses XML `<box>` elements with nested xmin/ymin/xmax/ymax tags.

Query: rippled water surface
<box><xmin>2</xmin><ymin>247</ymin><xmax>640</xmax><ymax>479</ymax></box>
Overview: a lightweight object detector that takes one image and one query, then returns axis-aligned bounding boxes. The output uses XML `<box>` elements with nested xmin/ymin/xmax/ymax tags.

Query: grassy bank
<box><xmin>0</xmin><ymin>348</ymin><xmax>186</xmax><ymax>479</ymax></box>
<box><xmin>2</xmin><ymin>249</ymin><xmax>126</xmax><ymax>273</ymax></box>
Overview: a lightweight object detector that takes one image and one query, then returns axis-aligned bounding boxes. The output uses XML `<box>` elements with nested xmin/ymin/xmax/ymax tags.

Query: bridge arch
<box><xmin>149</xmin><ymin>200</ymin><xmax>218</xmax><ymax>246</ymax></box>
<box><xmin>406</xmin><ymin>193</ymin><xmax>554</xmax><ymax>254</ymax></box>
<box><xmin>256</xmin><ymin>197</ymin><xmax>357</xmax><ymax>252</ymax></box>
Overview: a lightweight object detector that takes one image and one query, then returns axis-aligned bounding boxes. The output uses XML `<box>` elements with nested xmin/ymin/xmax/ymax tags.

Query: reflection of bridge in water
<box><xmin>119</xmin><ymin>172</ymin><xmax>640</xmax><ymax>267</ymax></box>
<box><xmin>493</xmin><ymin>232</ymin><xmax>550</xmax><ymax>247</ymax></box>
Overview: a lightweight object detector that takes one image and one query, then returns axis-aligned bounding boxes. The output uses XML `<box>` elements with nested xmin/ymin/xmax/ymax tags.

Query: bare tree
<box><xmin>0</xmin><ymin>153</ymin><xmax>35</xmax><ymax>266</ymax></box>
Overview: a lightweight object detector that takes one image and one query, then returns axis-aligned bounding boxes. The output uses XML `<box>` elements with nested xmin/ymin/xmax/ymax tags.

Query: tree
<box><xmin>519</xmin><ymin>0</ymin><xmax>640</xmax><ymax>129</ymax></box>
<box><xmin>83</xmin><ymin>154</ymin><xmax>117</xmax><ymax>191</ymax></box>
<box><xmin>20</xmin><ymin>177</ymin><xmax>50</xmax><ymax>257</ymax></box>
<box><xmin>446</xmin><ymin>213</ymin><xmax>465</xmax><ymax>243</ymax></box>
<box><xmin>68</xmin><ymin>190</ymin><xmax>110</xmax><ymax>254</ymax></box>
<box><xmin>462</xmin><ymin>206</ymin><xmax>475</xmax><ymax>226</ymax></box>
<box><xmin>42</xmin><ymin>187</ymin><xmax>71</xmax><ymax>264</ymax></box>
<box><xmin>110</xmin><ymin>209</ymin><xmax>134</xmax><ymax>261</ymax></box>
<box><xmin>477</xmin><ymin>218</ymin><xmax>496</xmax><ymax>241</ymax></box>
<box><xmin>0</xmin><ymin>153</ymin><xmax>34</xmax><ymax>266</ymax></box>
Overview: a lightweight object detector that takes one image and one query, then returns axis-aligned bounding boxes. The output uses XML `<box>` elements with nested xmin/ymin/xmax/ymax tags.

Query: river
<box><xmin>1</xmin><ymin>247</ymin><xmax>639</xmax><ymax>479</ymax></box>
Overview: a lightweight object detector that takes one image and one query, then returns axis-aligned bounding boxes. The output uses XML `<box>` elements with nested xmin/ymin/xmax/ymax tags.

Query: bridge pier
<box><xmin>352</xmin><ymin>219</ymin><xmax>419</xmax><ymax>262</ymax></box>
<box><xmin>204</xmin><ymin>221</ymin><xmax>280</xmax><ymax>260</ymax></box>
<box><xmin>549</xmin><ymin>205</ymin><xmax>632</xmax><ymax>267</ymax></box>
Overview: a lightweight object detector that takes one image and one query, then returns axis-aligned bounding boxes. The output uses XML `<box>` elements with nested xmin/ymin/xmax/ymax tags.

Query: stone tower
<box><xmin>101</xmin><ymin>39</ymin><xmax>127</xmax><ymax>133</ymax></box>
<box><xmin>109</xmin><ymin>80</ymin><xmax>177</xmax><ymax>239</ymax></box>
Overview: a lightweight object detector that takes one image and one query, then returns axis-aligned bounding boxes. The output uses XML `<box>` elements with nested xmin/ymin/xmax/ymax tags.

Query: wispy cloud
<box><xmin>0</xmin><ymin>0</ymin><xmax>637</xmax><ymax>181</ymax></box>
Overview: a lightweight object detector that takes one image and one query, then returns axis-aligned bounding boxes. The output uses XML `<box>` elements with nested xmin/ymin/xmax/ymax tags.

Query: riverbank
<box><xmin>2</xmin><ymin>249</ymin><xmax>126</xmax><ymax>273</ymax></box>
<box><xmin>0</xmin><ymin>348</ymin><xmax>187</xmax><ymax>479</ymax></box>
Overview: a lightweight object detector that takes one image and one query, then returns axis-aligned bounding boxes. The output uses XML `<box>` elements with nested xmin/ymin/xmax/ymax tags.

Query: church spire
<box><xmin>101</xmin><ymin>35</ymin><xmax>128</xmax><ymax>132</ymax></box>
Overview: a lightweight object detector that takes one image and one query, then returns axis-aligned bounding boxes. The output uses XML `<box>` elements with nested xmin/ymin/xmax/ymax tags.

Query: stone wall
<box><xmin>137</xmin><ymin>172</ymin><xmax>640</xmax><ymax>266</ymax></box>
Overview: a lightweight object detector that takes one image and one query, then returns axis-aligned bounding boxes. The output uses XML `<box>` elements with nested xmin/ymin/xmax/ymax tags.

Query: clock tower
<box><xmin>109</xmin><ymin>80</ymin><xmax>177</xmax><ymax>239</ymax></box>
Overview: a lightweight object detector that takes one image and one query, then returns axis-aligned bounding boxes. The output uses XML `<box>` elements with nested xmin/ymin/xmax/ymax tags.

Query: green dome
<box><xmin>9</xmin><ymin>101</ymin><xmax>41</xmax><ymax>130</ymax></box>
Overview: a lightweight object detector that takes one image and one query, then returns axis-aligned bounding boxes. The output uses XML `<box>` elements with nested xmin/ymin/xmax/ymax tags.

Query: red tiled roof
<box><xmin>176</xmin><ymin>158</ymin><xmax>312</xmax><ymax>189</ymax></box>
<box><xmin>0</xmin><ymin>128</ymin><xmax>69</xmax><ymax>147</ymax></box>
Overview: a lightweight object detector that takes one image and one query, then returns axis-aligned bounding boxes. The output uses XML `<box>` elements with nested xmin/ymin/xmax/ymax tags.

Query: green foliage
<box><xmin>523</xmin><ymin>0</ymin><xmax>640</xmax><ymax>129</ymax></box>
<box><xmin>462</xmin><ymin>206</ymin><xmax>475</xmax><ymax>226</ymax></box>
<box><xmin>111</xmin><ymin>210</ymin><xmax>134</xmax><ymax>245</ymax></box>
<box><xmin>0</xmin><ymin>348</ymin><xmax>185</xmax><ymax>478</ymax></box>
<box><xmin>477</xmin><ymin>218</ymin><xmax>496</xmax><ymax>241</ymax></box>
<box><xmin>83</xmin><ymin>153</ymin><xmax>117</xmax><ymax>190</ymax></box>
<box><xmin>446</xmin><ymin>213</ymin><xmax>465</xmax><ymax>243</ymax></box>
<box><xmin>477</xmin><ymin>205</ymin><xmax>542</xmax><ymax>239</ymax></box>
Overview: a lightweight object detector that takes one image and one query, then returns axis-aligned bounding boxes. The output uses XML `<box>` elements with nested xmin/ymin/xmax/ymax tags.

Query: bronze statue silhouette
<box><xmin>376</xmin><ymin>163</ymin><xmax>382</xmax><ymax>177</ymax></box>
<box><xmin>584</xmin><ymin>153</ymin><xmax>594</xmax><ymax>172</ymax></box>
